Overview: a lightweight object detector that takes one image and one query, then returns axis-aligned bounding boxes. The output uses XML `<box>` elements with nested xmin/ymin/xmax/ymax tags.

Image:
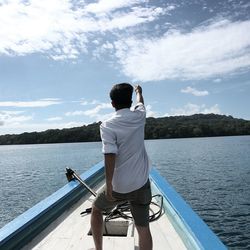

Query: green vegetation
<box><xmin>0</xmin><ymin>114</ymin><xmax>249</xmax><ymax>145</ymax></box>
<box><xmin>144</xmin><ymin>114</ymin><xmax>250</xmax><ymax>139</ymax></box>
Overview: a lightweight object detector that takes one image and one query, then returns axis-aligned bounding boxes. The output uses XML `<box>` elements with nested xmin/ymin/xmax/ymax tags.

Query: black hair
<box><xmin>110</xmin><ymin>83</ymin><xmax>133</xmax><ymax>108</ymax></box>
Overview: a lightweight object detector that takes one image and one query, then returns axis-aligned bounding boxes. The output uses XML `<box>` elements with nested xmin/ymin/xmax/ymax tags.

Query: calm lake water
<box><xmin>0</xmin><ymin>136</ymin><xmax>249</xmax><ymax>249</ymax></box>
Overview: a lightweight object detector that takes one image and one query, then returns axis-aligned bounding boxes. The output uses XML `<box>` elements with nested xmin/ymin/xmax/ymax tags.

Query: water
<box><xmin>0</xmin><ymin>142</ymin><xmax>103</xmax><ymax>227</ymax></box>
<box><xmin>145</xmin><ymin>136</ymin><xmax>250</xmax><ymax>249</ymax></box>
<box><xmin>0</xmin><ymin>136</ymin><xmax>249</xmax><ymax>249</ymax></box>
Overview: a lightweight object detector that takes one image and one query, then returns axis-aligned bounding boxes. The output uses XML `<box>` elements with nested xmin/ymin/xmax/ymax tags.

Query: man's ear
<box><xmin>111</xmin><ymin>101</ymin><xmax>116</xmax><ymax>108</ymax></box>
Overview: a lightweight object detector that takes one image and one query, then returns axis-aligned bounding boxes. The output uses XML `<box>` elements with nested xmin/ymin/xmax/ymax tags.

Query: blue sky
<box><xmin>0</xmin><ymin>0</ymin><xmax>250</xmax><ymax>135</ymax></box>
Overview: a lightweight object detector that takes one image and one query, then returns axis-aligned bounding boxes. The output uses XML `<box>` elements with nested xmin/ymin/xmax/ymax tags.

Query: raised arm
<box><xmin>134</xmin><ymin>85</ymin><xmax>144</xmax><ymax>105</ymax></box>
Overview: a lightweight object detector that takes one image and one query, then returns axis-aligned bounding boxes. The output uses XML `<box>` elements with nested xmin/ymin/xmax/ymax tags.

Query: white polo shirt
<box><xmin>100</xmin><ymin>103</ymin><xmax>151</xmax><ymax>193</ymax></box>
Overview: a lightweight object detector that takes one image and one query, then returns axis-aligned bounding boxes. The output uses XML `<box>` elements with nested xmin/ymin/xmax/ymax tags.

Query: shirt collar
<box><xmin>116</xmin><ymin>108</ymin><xmax>131</xmax><ymax>114</ymax></box>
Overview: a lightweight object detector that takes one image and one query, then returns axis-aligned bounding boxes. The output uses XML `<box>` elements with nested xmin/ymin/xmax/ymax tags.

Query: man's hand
<box><xmin>134</xmin><ymin>85</ymin><xmax>144</xmax><ymax>104</ymax></box>
<box><xmin>134</xmin><ymin>85</ymin><xmax>142</xmax><ymax>94</ymax></box>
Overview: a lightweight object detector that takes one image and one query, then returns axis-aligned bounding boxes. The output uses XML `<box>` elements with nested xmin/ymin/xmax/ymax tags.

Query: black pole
<box><xmin>65</xmin><ymin>167</ymin><xmax>97</xmax><ymax>197</ymax></box>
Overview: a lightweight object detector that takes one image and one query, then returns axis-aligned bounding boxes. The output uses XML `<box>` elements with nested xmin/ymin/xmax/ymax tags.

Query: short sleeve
<box><xmin>134</xmin><ymin>103</ymin><xmax>146</xmax><ymax>122</ymax></box>
<box><xmin>134</xmin><ymin>102</ymin><xmax>146</xmax><ymax>112</ymax></box>
<box><xmin>100</xmin><ymin>123</ymin><xmax>118</xmax><ymax>154</ymax></box>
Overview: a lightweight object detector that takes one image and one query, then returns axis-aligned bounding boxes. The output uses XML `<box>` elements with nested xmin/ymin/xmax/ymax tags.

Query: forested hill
<box><xmin>0</xmin><ymin>114</ymin><xmax>250</xmax><ymax>145</ymax></box>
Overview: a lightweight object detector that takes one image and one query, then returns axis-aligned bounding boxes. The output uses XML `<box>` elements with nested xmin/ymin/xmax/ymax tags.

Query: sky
<box><xmin>0</xmin><ymin>0</ymin><xmax>250</xmax><ymax>135</ymax></box>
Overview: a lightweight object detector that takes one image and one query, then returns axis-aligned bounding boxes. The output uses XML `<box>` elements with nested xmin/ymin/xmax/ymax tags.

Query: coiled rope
<box><xmin>65</xmin><ymin>168</ymin><xmax>164</xmax><ymax>223</ymax></box>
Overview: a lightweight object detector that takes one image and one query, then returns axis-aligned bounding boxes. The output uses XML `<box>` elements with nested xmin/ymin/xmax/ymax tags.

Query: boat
<box><xmin>0</xmin><ymin>161</ymin><xmax>226</xmax><ymax>250</ymax></box>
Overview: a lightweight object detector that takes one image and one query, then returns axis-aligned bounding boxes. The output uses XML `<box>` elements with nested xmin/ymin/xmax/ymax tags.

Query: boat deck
<box><xmin>21</xmin><ymin>182</ymin><xmax>187</xmax><ymax>250</ymax></box>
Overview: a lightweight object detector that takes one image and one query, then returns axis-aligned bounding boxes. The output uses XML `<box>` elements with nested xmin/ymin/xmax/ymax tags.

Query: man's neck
<box><xmin>115</xmin><ymin>106</ymin><xmax>131</xmax><ymax>111</ymax></box>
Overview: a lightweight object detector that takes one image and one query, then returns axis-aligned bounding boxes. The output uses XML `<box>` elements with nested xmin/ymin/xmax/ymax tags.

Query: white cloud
<box><xmin>46</xmin><ymin>117</ymin><xmax>62</xmax><ymax>121</ymax></box>
<box><xmin>213</xmin><ymin>78</ymin><xmax>222</xmax><ymax>83</ymax></box>
<box><xmin>66</xmin><ymin>102</ymin><xmax>159</xmax><ymax>120</ymax></box>
<box><xmin>0</xmin><ymin>121</ymin><xmax>86</xmax><ymax>135</ymax></box>
<box><xmin>202</xmin><ymin>104</ymin><xmax>221</xmax><ymax>114</ymax></box>
<box><xmin>65</xmin><ymin>110</ymin><xmax>85</xmax><ymax>116</ymax></box>
<box><xmin>98</xmin><ymin>6</ymin><xmax>166</xmax><ymax>31</ymax></box>
<box><xmin>0</xmin><ymin>110</ymin><xmax>33</xmax><ymax>127</ymax></box>
<box><xmin>0</xmin><ymin>99</ymin><xmax>62</xmax><ymax>107</ymax></box>
<box><xmin>83</xmin><ymin>103</ymin><xmax>112</xmax><ymax>117</ymax></box>
<box><xmin>0</xmin><ymin>0</ymin><xmax>87</xmax><ymax>57</ymax></box>
<box><xmin>145</xmin><ymin>105</ymin><xmax>158</xmax><ymax>118</ymax></box>
<box><xmin>65</xmin><ymin>102</ymin><xmax>113</xmax><ymax>121</ymax></box>
<box><xmin>165</xmin><ymin>103</ymin><xmax>221</xmax><ymax>116</ymax></box>
<box><xmin>80</xmin><ymin>99</ymin><xmax>99</xmax><ymax>106</ymax></box>
<box><xmin>0</xmin><ymin>109</ymin><xmax>86</xmax><ymax>135</ymax></box>
<box><xmin>1</xmin><ymin>1</ymin><xmax>249</xmax><ymax>82</ymax></box>
<box><xmin>72</xmin><ymin>99</ymin><xmax>99</xmax><ymax>106</ymax></box>
<box><xmin>85</xmin><ymin>0</ymin><xmax>143</xmax><ymax>14</ymax></box>
<box><xmin>181</xmin><ymin>86</ymin><xmax>209</xmax><ymax>96</ymax></box>
<box><xmin>114</xmin><ymin>19</ymin><xmax>250</xmax><ymax>81</ymax></box>
<box><xmin>166</xmin><ymin>5</ymin><xmax>176</xmax><ymax>11</ymax></box>
<box><xmin>0</xmin><ymin>0</ymin><xmax>165</xmax><ymax>59</ymax></box>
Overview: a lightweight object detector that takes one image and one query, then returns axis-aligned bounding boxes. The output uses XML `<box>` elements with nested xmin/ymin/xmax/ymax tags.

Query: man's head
<box><xmin>110</xmin><ymin>83</ymin><xmax>133</xmax><ymax>110</ymax></box>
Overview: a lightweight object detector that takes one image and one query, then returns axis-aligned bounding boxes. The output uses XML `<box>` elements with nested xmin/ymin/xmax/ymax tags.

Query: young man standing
<box><xmin>91</xmin><ymin>83</ymin><xmax>152</xmax><ymax>250</ymax></box>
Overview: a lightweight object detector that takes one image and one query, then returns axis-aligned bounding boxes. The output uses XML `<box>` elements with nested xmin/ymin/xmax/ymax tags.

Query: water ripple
<box><xmin>0</xmin><ymin>137</ymin><xmax>250</xmax><ymax>249</ymax></box>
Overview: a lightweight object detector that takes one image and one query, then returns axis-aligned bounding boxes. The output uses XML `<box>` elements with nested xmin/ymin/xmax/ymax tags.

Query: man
<box><xmin>91</xmin><ymin>83</ymin><xmax>152</xmax><ymax>250</ymax></box>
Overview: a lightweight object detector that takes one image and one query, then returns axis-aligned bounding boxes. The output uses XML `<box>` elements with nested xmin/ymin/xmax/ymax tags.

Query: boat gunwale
<box><xmin>0</xmin><ymin>161</ymin><xmax>105</xmax><ymax>250</ymax></box>
<box><xmin>150</xmin><ymin>167</ymin><xmax>226</xmax><ymax>250</ymax></box>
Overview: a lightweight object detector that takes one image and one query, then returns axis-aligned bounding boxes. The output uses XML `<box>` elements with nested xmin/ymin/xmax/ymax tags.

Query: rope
<box><xmin>65</xmin><ymin>168</ymin><xmax>164</xmax><ymax>223</ymax></box>
<box><xmin>80</xmin><ymin>194</ymin><xmax>164</xmax><ymax>223</ymax></box>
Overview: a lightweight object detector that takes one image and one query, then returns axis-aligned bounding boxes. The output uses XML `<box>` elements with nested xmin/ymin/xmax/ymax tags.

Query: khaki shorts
<box><xmin>93</xmin><ymin>180</ymin><xmax>152</xmax><ymax>226</ymax></box>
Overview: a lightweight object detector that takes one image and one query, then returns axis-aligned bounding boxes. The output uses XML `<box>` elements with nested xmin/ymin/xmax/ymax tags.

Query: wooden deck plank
<box><xmin>138</xmin><ymin>196</ymin><xmax>187</xmax><ymax>250</ymax></box>
<box><xmin>150</xmin><ymin>214</ymin><xmax>187</xmax><ymax>250</ymax></box>
<box><xmin>75</xmin><ymin>236</ymin><xmax>135</xmax><ymax>250</ymax></box>
<box><xmin>21</xmin><ymin>188</ymin><xmax>98</xmax><ymax>250</ymax></box>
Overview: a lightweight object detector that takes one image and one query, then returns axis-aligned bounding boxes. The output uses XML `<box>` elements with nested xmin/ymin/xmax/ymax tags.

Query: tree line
<box><xmin>144</xmin><ymin>114</ymin><xmax>250</xmax><ymax>139</ymax></box>
<box><xmin>0</xmin><ymin>114</ymin><xmax>249</xmax><ymax>145</ymax></box>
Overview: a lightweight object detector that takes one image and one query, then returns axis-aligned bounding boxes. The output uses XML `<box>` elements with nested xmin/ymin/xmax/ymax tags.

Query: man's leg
<box><xmin>136</xmin><ymin>225</ymin><xmax>153</xmax><ymax>250</ymax></box>
<box><xmin>91</xmin><ymin>188</ymin><xmax>119</xmax><ymax>250</ymax></box>
<box><xmin>129</xmin><ymin>180</ymin><xmax>152</xmax><ymax>250</ymax></box>
<box><xmin>91</xmin><ymin>205</ymin><xmax>103</xmax><ymax>250</ymax></box>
